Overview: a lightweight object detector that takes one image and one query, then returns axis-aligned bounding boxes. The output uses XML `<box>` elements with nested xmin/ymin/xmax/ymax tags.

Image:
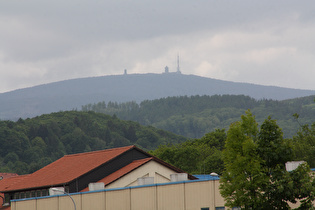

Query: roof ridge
<box><xmin>64</xmin><ymin>145</ymin><xmax>135</xmax><ymax>157</ymax></box>
<box><xmin>0</xmin><ymin>173</ymin><xmax>18</xmax><ymax>175</ymax></box>
<box><xmin>4</xmin><ymin>174</ymin><xmax>29</xmax><ymax>180</ymax></box>
<box><xmin>132</xmin><ymin>157</ymin><xmax>153</xmax><ymax>162</ymax></box>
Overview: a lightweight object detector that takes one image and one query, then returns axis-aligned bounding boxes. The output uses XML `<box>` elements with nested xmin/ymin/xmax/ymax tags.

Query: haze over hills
<box><xmin>1</xmin><ymin>73</ymin><xmax>315</xmax><ymax>120</ymax></box>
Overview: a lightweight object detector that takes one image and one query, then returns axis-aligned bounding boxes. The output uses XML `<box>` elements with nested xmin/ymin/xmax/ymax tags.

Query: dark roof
<box><xmin>0</xmin><ymin>146</ymin><xmax>134</xmax><ymax>192</ymax></box>
<box><xmin>81</xmin><ymin>157</ymin><xmax>153</xmax><ymax>192</ymax></box>
<box><xmin>0</xmin><ymin>145</ymin><xmax>196</xmax><ymax>194</ymax></box>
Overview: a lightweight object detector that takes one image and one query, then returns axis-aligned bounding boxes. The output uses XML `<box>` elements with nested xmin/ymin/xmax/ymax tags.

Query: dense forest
<box><xmin>151</xmin><ymin>129</ymin><xmax>226</xmax><ymax>175</ymax></box>
<box><xmin>1</xmin><ymin>95</ymin><xmax>314</xmax><ymax>176</ymax></box>
<box><xmin>0</xmin><ymin>111</ymin><xmax>186</xmax><ymax>175</ymax></box>
<box><xmin>81</xmin><ymin>94</ymin><xmax>315</xmax><ymax>138</ymax></box>
<box><xmin>151</xmin><ymin>112</ymin><xmax>315</xmax><ymax>176</ymax></box>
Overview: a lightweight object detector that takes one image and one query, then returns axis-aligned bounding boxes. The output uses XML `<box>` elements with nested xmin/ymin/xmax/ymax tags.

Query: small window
<box><xmin>41</xmin><ymin>189</ymin><xmax>48</xmax><ymax>197</ymax></box>
<box><xmin>25</xmin><ymin>191</ymin><xmax>31</xmax><ymax>198</ymax></box>
<box><xmin>20</xmin><ymin>192</ymin><xmax>25</xmax><ymax>199</ymax></box>
<box><xmin>215</xmin><ymin>207</ymin><xmax>225</xmax><ymax>210</ymax></box>
<box><xmin>14</xmin><ymin>193</ymin><xmax>20</xmax><ymax>199</ymax></box>
<box><xmin>31</xmin><ymin>191</ymin><xmax>36</xmax><ymax>198</ymax></box>
<box><xmin>4</xmin><ymin>194</ymin><xmax>11</xmax><ymax>204</ymax></box>
<box><xmin>65</xmin><ymin>186</ymin><xmax>70</xmax><ymax>193</ymax></box>
<box><xmin>232</xmin><ymin>207</ymin><xmax>241</xmax><ymax>210</ymax></box>
<box><xmin>36</xmin><ymin>190</ymin><xmax>42</xmax><ymax>197</ymax></box>
<box><xmin>201</xmin><ymin>208</ymin><xmax>209</xmax><ymax>210</ymax></box>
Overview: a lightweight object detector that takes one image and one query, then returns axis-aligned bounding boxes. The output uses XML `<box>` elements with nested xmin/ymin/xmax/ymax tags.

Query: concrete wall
<box><xmin>11</xmin><ymin>179</ymin><xmax>225</xmax><ymax>210</ymax></box>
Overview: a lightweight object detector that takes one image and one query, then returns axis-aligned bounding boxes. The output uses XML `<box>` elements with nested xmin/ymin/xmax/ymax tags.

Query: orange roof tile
<box><xmin>0</xmin><ymin>145</ymin><xmax>135</xmax><ymax>192</ymax></box>
<box><xmin>81</xmin><ymin>157</ymin><xmax>153</xmax><ymax>192</ymax></box>
<box><xmin>0</xmin><ymin>174</ymin><xmax>30</xmax><ymax>192</ymax></box>
<box><xmin>0</xmin><ymin>173</ymin><xmax>19</xmax><ymax>207</ymax></box>
<box><xmin>0</xmin><ymin>175</ymin><xmax>29</xmax><ymax>210</ymax></box>
<box><xmin>0</xmin><ymin>174</ymin><xmax>18</xmax><ymax>180</ymax></box>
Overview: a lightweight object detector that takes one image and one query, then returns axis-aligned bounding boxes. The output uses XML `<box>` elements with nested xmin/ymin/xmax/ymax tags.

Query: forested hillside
<box><xmin>151</xmin><ymin>129</ymin><xmax>226</xmax><ymax>175</ymax></box>
<box><xmin>151</xmin><ymin>111</ymin><xmax>315</xmax><ymax>176</ymax></box>
<box><xmin>0</xmin><ymin>111</ymin><xmax>186</xmax><ymax>175</ymax></box>
<box><xmin>1</xmin><ymin>73</ymin><xmax>315</xmax><ymax>120</ymax></box>
<box><xmin>82</xmin><ymin>94</ymin><xmax>315</xmax><ymax>138</ymax></box>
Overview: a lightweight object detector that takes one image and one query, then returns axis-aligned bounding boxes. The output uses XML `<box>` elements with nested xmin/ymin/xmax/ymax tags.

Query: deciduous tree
<box><xmin>220</xmin><ymin>111</ymin><xmax>315</xmax><ymax>209</ymax></box>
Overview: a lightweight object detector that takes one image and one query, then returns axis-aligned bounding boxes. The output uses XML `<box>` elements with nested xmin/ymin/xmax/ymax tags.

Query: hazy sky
<box><xmin>1</xmin><ymin>1</ymin><xmax>315</xmax><ymax>93</ymax></box>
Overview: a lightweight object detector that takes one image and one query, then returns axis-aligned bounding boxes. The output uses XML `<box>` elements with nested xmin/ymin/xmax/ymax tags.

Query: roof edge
<box><xmin>105</xmin><ymin>157</ymin><xmax>154</xmax><ymax>186</ymax></box>
<box><xmin>64</xmin><ymin>145</ymin><xmax>135</xmax><ymax>158</ymax></box>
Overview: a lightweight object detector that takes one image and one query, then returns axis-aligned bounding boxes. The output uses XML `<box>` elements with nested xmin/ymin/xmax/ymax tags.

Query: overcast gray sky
<box><xmin>1</xmin><ymin>0</ymin><xmax>315</xmax><ymax>93</ymax></box>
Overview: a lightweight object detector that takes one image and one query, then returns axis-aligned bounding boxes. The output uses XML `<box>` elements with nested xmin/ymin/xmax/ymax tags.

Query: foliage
<box><xmin>220</xmin><ymin>110</ymin><xmax>315</xmax><ymax>209</ymax></box>
<box><xmin>81</xmin><ymin>94</ymin><xmax>315</xmax><ymax>139</ymax></box>
<box><xmin>291</xmin><ymin>120</ymin><xmax>315</xmax><ymax>168</ymax></box>
<box><xmin>151</xmin><ymin>129</ymin><xmax>226</xmax><ymax>174</ymax></box>
<box><xmin>0</xmin><ymin>111</ymin><xmax>186</xmax><ymax>175</ymax></box>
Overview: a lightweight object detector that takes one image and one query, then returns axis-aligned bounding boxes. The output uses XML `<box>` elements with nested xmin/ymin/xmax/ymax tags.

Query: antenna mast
<box><xmin>176</xmin><ymin>54</ymin><xmax>181</xmax><ymax>74</ymax></box>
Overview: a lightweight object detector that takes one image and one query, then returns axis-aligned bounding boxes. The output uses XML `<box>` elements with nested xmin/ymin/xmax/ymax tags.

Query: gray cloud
<box><xmin>1</xmin><ymin>0</ymin><xmax>315</xmax><ymax>92</ymax></box>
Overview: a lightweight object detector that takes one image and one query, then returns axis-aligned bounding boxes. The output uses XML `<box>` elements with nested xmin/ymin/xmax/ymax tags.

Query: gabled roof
<box><xmin>81</xmin><ymin>157</ymin><xmax>153</xmax><ymax>192</ymax></box>
<box><xmin>80</xmin><ymin>156</ymin><xmax>197</xmax><ymax>192</ymax></box>
<box><xmin>0</xmin><ymin>174</ymin><xmax>30</xmax><ymax>192</ymax></box>
<box><xmin>0</xmin><ymin>175</ymin><xmax>29</xmax><ymax>210</ymax></box>
<box><xmin>0</xmin><ymin>145</ymin><xmax>196</xmax><ymax>194</ymax></box>
<box><xmin>0</xmin><ymin>145</ymin><xmax>135</xmax><ymax>192</ymax></box>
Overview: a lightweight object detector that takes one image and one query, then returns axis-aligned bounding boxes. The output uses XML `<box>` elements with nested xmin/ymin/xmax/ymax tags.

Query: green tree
<box><xmin>292</xmin><ymin>121</ymin><xmax>315</xmax><ymax>167</ymax></box>
<box><xmin>220</xmin><ymin>111</ymin><xmax>315</xmax><ymax>209</ymax></box>
<box><xmin>151</xmin><ymin>129</ymin><xmax>226</xmax><ymax>174</ymax></box>
<box><xmin>220</xmin><ymin>111</ymin><xmax>265</xmax><ymax>209</ymax></box>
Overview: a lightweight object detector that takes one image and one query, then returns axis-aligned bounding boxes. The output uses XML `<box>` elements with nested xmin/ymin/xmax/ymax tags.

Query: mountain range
<box><xmin>1</xmin><ymin>73</ymin><xmax>315</xmax><ymax>120</ymax></box>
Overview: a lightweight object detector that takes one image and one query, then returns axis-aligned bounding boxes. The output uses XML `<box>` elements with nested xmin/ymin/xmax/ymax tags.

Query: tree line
<box><xmin>1</xmin><ymin>106</ymin><xmax>314</xmax><ymax>208</ymax></box>
<box><xmin>152</xmin><ymin>110</ymin><xmax>315</xmax><ymax>209</ymax></box>
<box><xmin>81</xmin><ymin>94</ymin><xmax>315</xmax><ymax>138</ymax></box>
<box><xmin>0</xmin><ymin>111</ymin><xmax>186</xmax><ymax>174</ymax></box>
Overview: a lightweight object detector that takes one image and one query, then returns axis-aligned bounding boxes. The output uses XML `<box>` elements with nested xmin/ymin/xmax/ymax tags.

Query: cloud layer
<box><xmin>1</xmin><ymin>0</ymin><xmax>315</xmax><ymax>92</ymax></box>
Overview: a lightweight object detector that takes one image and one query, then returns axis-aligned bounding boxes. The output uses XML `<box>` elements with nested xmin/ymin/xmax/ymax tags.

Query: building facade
<box><xmin>11</xmin><ymin>176</ymin><xmax>226</xmax><ymax>210</ymax></box>
<box><xmin>0</xmin><ymin>146</ymin><xmax>197</xmax><ymax>210</ymax></box>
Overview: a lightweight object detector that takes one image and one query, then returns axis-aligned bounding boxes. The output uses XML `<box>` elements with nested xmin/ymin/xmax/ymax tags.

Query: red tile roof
<box><xmin>0</xmin><ymin>174</ymin><xmax>18</xmax><ymax>180</ymax></box>
<box><xmin>0</xmin><ymin>174</ymin><xmax>30</xmax><ymax>210</ymax></box>
<box><xmin>0</xmin><ymin>174</ymin><xmax>23</xmax><ymax>210</ymax></box>
<box><xmin>0</xmin><ymin>175</ymin><xmax>30</xmax><ymax>193</ymax></box>
<box><xmin>0</xmin><ymin>145</ymin><xmax>135</xmax><ymax>192</ymax></box>
<box><xmin>81</xmin><ymin>157</ymin><xmax>153</xmax><ymax>192</ymax></box>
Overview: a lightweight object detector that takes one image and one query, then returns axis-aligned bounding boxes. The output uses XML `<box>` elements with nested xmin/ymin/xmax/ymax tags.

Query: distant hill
<box><xmin>1</xmin><ymin>73</ymin><xmax>315</xmax><ymax>120</ymax></box>
<box><xmin>82</xmin><ymin>95</ymin><xmax>315</xmax><ymax>139</ymax></box>
<box><xmin>0</xmin><ymin>111</ymin><xmax>186</xmax><ymax>174</ymax></box>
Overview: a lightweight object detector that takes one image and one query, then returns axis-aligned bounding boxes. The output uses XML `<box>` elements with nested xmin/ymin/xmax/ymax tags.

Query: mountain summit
<box><xmin>1</xmin><ymin>73</ymin><xmax>314</xmax><ymax>120</ymax></box>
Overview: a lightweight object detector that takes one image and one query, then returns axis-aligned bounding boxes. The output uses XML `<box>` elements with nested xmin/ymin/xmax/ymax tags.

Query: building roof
<box><xmin>0</xmin><ymin>173</ymin><xmax>19</xmax><ymax>210</ymax></box>
<box><xmin>0</xmin><ymin>145</ymin><xmax>135</xmax><ymax>192</ymax></box>
<box><xmin>0</xmin><ymin>175</ymin><xmax>30</xmax><ymax>193</ymax></box>
<box><xmin>0</xmin><ymin>174</ymin><xmax>18</xmax><ymax>180</ymax></box>
<box><xmin>193</xmin><ymin>174</ymin><xmax>220</xmax><ymax>181</ymax></box>
<box><xmin>81</xmin><ymin>157</ymin><xmax>153</xmax><ymax>192</ymax></box>
<box><xmin>0</xmin><ymin>145</ymin><xmax>196</xmax><ymax>195</ymax></box>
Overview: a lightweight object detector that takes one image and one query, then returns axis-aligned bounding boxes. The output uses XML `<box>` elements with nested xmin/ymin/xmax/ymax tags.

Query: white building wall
<box><xmin>106</xmin><ymin>160</ymin><xmax>175</xmax><ymax>189</ymax></box>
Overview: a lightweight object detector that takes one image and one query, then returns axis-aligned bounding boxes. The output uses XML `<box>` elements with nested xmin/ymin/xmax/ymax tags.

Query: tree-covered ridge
<box><xmin>150</xmin><ymin>111</ymin><xmax>315</xmax><ymax>175</ymax></box>
<box><xmin>0</xmin><ymin>111</ymin><xmax>187</xmax><ymax>175</ymax></box>
<box><xmin>2</xmin><ymin>73</ymin><xmax>315</xmax><ymax>120</ymax></box>
<box><xmin>220</xmin><ymin>111</ymin><xmax>315</xmax><ymax>209</ymax></box>
<box><xmin>151</xmin><ymin>129</ymin><xmax>226</xmax><ymax>175</ymax></box>
<box><xmin>151</xmin><ymin>111</ymin><xmax>315</xmax><ymax>209</ymax></box>
<box><xmin>82</xmin><ymin>94</ymin><xmax>315</xmax><ymax>138</ymax></box>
